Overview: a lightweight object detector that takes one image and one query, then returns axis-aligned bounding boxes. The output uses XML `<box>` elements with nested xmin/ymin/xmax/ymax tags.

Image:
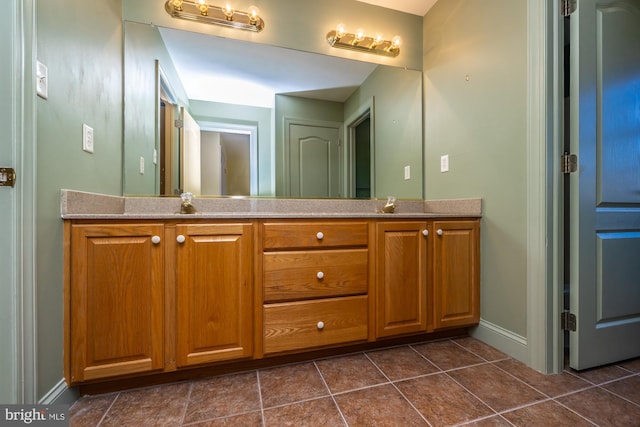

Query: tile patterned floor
<box><xmin>70</xmin><ymin>337</ymin><xmax>640</xmax><ymax>426</ymax></box>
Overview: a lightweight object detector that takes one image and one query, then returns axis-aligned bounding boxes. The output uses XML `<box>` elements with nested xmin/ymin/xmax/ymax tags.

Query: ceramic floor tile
<box><xmin>185</xmin><ymin>411</ymin><xmax>263</xmax><ymax>426</ymax></box>
<box><xmin>495</xmin><ymin>358</ymin><xmax>591</xmax><ymax>397</ymax></box>
<box><xmin>259</xmin><ymin>362</ymin><xmax>329</xmax><ymax>408</ymax></box>
<box><xmin>182</xmin><ymin>372</ymin><xmax>260</xmax><ymax>425</ymax></box>
<box><xmin>365</xmin><ymin>346</ymin><xmax>440</xmax><ymax>381</ymax></box>
<box><xmin>459</xmin><ymin>415</ymin><xmax>513</xmax><ymax>426</ymax></box>
<box><xmin>69</xmin><ymin>393</ymin><xmax>117</xmax><ymax>427</ymax></box>
<box><xmin>99</xmin><ymin>382</ymin><xmax>191</xmax><ymax>427</ymax></box>
<box><xmin>334</xmin><ymin>384</ymin><xmax>427</xmax><ymax>426</ymax></box>
<box><xmin>412</xmin><ymin>340</ymin><xmax>485</xmax><ymax>371</ymax></box>
<box><xmin>601</xmin><ymin>375</ymin><xmax>640</xmax><ymax>405</ymax></box>
<box><xmin>570</xmin><ymin>364</ymin><xmax>632</xmax><ymax>385</ymax></box>
<box><xmin>396</xmin><ymin>373</ymin><xmax>494</xmax><ymax>426</ymax></box>
<box><xmin>557</xmin><ymin>386</ymin><xmax>640</xmax><ymax>427</ymax></box>
<box><xmin>263</xmin><ymin>397</ymin><xmax>345</xmax><ymax>427</ymax></box>
<box><xmin>447</xmin><ymin>363</ymin><xmax>546</xmax><ymax>412</ymax></box>
<box><xmin>453</xmin><ymin>337</ymin><xmax>509</xmax><ymax>362</ymax></box>
<box><xmin>501</xmin><ymin>400</ymin><xmax>594</xmax><ymax>426</ymax></box>
<box><xmin>315</xmin><ymin>353</ymin><xmax>387</xmax><ymax>393</ymax></box>
<box><xmin>618</xmin><ymin>357</ymin><xmax>640</xmax><ymax>373</ymax></box>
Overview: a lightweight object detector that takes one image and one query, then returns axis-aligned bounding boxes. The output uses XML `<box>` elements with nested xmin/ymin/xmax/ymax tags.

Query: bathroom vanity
<box><xmin>62</xmin><ymin>191</ymin><xmax>480</xmax><ymax>387</ymax></box>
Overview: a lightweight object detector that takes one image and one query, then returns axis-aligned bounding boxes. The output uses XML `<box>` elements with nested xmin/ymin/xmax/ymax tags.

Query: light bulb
<box><xmin>196</xmin><ymin>0</ymin><xmax>208</xmax><ymax>15</ymax></box>
<box><xmin>171</xmin><ymin>0</ymin><xmax>183</xmax><ymax>11</ymax></box>
<box><xmin>335</xmin><ymin>23</ymin><xmax>346</xmax><ymax>39</ymax></box>
<box><xmin>392</xmin><ymin>36</ymin><xmax>402</xmax><ymax>48</ymax></box>
<box><xmin>372</xmin><ymin>34</ymin><xmax>383</xmax><ymax>47</ymax></box>
<box><xmin>355</xmin><ymin>29</ymin><xmax>365</xmax><ymax>42</ymax></box>
<box><xmin>248</xmin><ymin>6</ymin><xmax>259</xmax><ymax>24</ymax></box>
<box><xmin>223</xmin><ymin>4</ymin><xmax>234</xmax><ymax>20</ymax></box>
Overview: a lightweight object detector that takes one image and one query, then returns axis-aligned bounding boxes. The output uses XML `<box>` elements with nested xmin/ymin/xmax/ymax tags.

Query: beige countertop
<box><xmin>60</xmin><ymin>190</ymin><xmax>482</xmax><ymax>220</ymax></box>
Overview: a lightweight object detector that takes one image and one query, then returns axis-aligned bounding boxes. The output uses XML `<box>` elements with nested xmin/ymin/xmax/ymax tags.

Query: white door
<box><xmin>287</xmin><ymin>123</ymin><xmax>341</xmax><ymax>198</ymax></box>
<box><xmin>569</xmin><ymin>0</ymin><xmax>640</xmax><ymax>369</ymax></box>
<box><xmin>180</xmin><ymin>107</ymin><xmax>202</xmax><ymax>195</ymax></box>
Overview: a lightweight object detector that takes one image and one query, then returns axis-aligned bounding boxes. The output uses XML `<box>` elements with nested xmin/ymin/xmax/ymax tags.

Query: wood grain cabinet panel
<box><xmin>262</xmin><ymin>221</ymin><xmax>368</xmax><ymax>249</ymax></box>
<box><xmin>375</xmin><ymin>221</ymin><xmax>430</xmax><ymax>337</ymax></box>
<box><xmin>69</xmin><ymin>224</ymin><xmax>165</xmax><ymax>383</ymax></box>
<box><xmin>175</xmin><ymin>223</ymin><xmax>253</xmax><ymax>367</ymax></box>
<box><xmin>432</xmin><ymin>220</ymin><xmax>480</xmax><ymax>330</ymax></box>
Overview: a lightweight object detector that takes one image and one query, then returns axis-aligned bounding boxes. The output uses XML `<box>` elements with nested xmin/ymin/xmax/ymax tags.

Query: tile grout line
<box><xmin>313</xmin><ymin>360</ymin><xmax>350</xmax><ymax>426</ymax></box>
<box><xmin>255</xmin><ymin>369</ymin><xmax>267</xmax><ymax>427</ymax></box>
<box><xmin>177</xmin><ymin>382</ymin><xmax>194</xmax><ymax>426</ymax></box>
<box><xmin>362</xmin><ymin>351</ymin><xmax>434</xmax><ymax>427</ymax></box>
<box><xmin>95</xmin><ymin>392</ymin><xmax>121</xmax><ymax>427</ymax></box>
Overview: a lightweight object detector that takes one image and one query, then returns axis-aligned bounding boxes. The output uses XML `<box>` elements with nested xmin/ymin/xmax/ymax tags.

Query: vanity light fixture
<box><xmin>164</xmin><ymin>0</ymin><xmax>264</xmax><ymax>32</ymax></box>
<box><xmin>327</xmin><ymin>25</ymin><xmax>401</xmax><ymax>57</ymax></box>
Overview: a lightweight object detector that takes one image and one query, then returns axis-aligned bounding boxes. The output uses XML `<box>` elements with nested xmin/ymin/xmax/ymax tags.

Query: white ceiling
<box><xmin>159</xmin><ymin>1</ymin><xmax>437</xmax><ymax>108</ymax></box>
<box><xmin>356</xmin><ymin>0</ymin><xmax>438</xmax><ymax>16</ymax></box>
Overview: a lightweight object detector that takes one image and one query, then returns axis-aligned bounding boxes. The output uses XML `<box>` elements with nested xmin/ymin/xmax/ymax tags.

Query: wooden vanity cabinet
<box><xmin>174</xmin><ymin>223</ymin><xmax>253</xmax><ymax>367</ymax></box>
<box><xmin>67</xmin><ymin>223</ymin><xmax>165</xmax><ymax>383</ymax></box>
<box><xmin>375</xmin><ymin>221</ymin><xmax>431</xmax><ymax>337</ymax></box>
<box><xmin>260</xmin><ymin>220</ymin><xmax>371</xmax><ymax>355</ymax></box>
<box><xmin>432</xmin><ymin>219</ymin><xmax>480</xmax><ymax>330</ymax></box>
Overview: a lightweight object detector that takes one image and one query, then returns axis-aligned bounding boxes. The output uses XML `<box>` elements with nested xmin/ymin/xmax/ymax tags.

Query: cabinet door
<box><xmin>433</xmin><ymin>220</ymin><xmax>480</xmax><ymax>329</ymax></box>
<box><xmin>69</xmin><ymin>224</ymin><xmax>164</xmax><ymax>383</ymax></box>
<box><xmin>375</xmin><ymin>221</ymin><xmax>429</xmax><ymax>337</ymax></box>
<box><xmin>175</xmin><ymin>223</ymin><xmax>253</xmax><ymax>366</ymax></box>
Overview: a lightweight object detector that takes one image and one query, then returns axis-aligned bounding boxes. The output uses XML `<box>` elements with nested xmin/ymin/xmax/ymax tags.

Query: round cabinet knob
<box><xmin>176</xmin><ymin>234</ymin><xmax>186</xmax><ymax>243</ymax></box>
<box><xmin>151</xmin><ymin>235</ymin><xmax>161</xmax><ymax>244</ymax></box>
<box><xmin>422</xmin><ymin>229</ymin><xmax>429</xmax><ymax>237</ymax></box>
<box><xmin>317</xmin><ymin>321</ymin><xmax>325</xmax><ymax>330</ymax></box>
<box><xmin>317</xmin><ymin>271</ymin><xmax>324</xmax><ymax>280</ymax></box>
<box><xmin>316</xmin><ymin>231</ymin><xmax>324</xmax><ymax>240</ymax></box>
<box><xmin>437</xmin><ymin>229</ymin><xmax>443</xmax><ymax>236</ymax></box>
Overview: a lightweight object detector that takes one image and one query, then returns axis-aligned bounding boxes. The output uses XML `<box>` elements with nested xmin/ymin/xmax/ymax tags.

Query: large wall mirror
<box><xmin>123</xmin><ymin>21</ymin><xmax>423</xmax><ymax>199</ymax></box>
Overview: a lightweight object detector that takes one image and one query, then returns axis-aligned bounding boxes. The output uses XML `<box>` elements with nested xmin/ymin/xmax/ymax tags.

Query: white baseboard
<box><xmin>38</xmin><ymin>379</ymin><xmax>78</xmax><ymax>406</ymax></box>
<box><xmin>471</xmin><ymin>318</ymin><xmax>529</xmax><ymax>364</ymax></box>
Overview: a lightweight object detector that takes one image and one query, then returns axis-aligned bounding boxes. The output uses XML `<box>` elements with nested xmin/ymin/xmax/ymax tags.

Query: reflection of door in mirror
<box><xmin>201</xmin><ymin>131</ymin><xmax>250</xmax><ymax>196</ymax></box>
<box><xmin>286</xmin><ymin>119</ymin><xmax>342</xmax><ymax>198</ymax></box>
<box><xmin>354</xmin><ymin>115</ymin><xmax>371</xmax><ymax>199</ymax></box>
<box><xmin>159</xmin><ymin>98</ymin><xmax>175</xmax><ymax>196</ymax></box>
<box><xmin>180</xmin><ymin>107</ymin><xmax>202</xmax><ymax>196</ymax></box>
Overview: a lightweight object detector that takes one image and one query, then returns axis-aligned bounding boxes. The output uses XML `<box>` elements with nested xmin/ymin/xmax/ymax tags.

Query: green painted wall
<box><xmin>123</xmin><ymin>21</ymin><xmax>189</xmax><ymax>195</ymax></box>
<box><xmin>346</xmin><ymin>66</ymin><xmax>423</xmax><ymax>199</ymax></box>
<box><xmin>36</xmin><ymin>0</ymin><xmax>123</xmax><ymax>399</ymax></box>
<box><xmin>189</xmin><ymin>100</ymin><xmax>273</xmax><ymax>196</ymax></box>
<box><xmin>423</xmin><ymin>0</ymin><xmax>528</xmax><ymax>336</ymax></box>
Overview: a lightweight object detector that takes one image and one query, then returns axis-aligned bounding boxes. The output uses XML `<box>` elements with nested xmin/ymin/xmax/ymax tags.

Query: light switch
<box><xmin>404</xmin><ymin>165</ymin><xmax>411</xmax><ymax>180</ymax></box>
<box><xmin>440</xmin><ymin>155</ymin><xmax>449</xmax><ymax>173</ymax></box>
<box><xmin>36</xmin><ymin>61</ymin><xmax>48</xmax><ymax>99</ymax></box>
<box><xmin>82</xmin><ymin>124</ymin><xmax>94</xmax><ymax>153</ymax></box>
<box><xmin>139</xmin><ymin>156</ymin><xmax>145</xmax><ymax>174</ymax></box>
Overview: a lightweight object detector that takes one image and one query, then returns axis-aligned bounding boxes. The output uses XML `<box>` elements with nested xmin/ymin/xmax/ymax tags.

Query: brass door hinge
<box><xmin>561</xmin><ymin>152</ymin><xmax>578</xmax><ymax>174</ymax></box>
<box><xmin>0</xmin><ymin>167</ymin><xmax>16</xmax><ymax>187</ymax></box>
<box><xmin>561</xmin><ymin>311</ymin><xmax>577</xmax><ymax>331</ymax></box>
<box><xmin>174</xmin><ymin>119</ymin><xmax>184</xmax><ymax>129</ymax></box>
<box><xmin>563</xmin><ymin>0</ymin><xmax>577</xmax><ymax>17</ymax></box>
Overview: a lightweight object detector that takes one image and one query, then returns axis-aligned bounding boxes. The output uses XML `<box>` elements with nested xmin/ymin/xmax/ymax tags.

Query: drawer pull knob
<box><xmin>422</xmin><ymin>229</ymin><xmax>429</xmax><ymax>237</ymax></box>
<box><xmin>316</xmin><ymin>231</ymin><xmax>324</xmax><ymax>240</ymax></box>
<box><xmin>317</xmin><ymin>271</ymin><xmax>324</xmax><ymax>280</ymax></box>
<box><xmin>176</xmin><ymin>234</ymin><xmax>186</xmax><ymax>243</ymax></box>
<box><xmin>317</xmin><ymin>321</ymin><xmax>325</xmax><ymax>330</ymax></box>
<box><xmin>436</xmin><ymin>229</ymin><xmax>443</xmax><ymax>236</ymax></box>
<box><xmin>151</xmin><ymin>235</ymin><xmax>161</xmax><ymax>244</ymax></box>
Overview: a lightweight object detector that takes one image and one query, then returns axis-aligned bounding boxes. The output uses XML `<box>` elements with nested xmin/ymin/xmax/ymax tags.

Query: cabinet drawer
<box><xmin>263</xmin><ymin>222</ymin><xmax>368</xmax><ymax>250</ymax></box>
<box><xmin>263</xmin><ymin>249</ymin><xmax>368</xmax><ymax>302</ymax></box>
<box><xmin>263</xmin><ymin>296</ymin><xmax>368</xmax><ymax>354</ymax></box>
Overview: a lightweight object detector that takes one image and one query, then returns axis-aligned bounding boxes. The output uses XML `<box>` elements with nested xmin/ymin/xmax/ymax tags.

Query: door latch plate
<box><xmin>0</xmin><ymin>167</ymin><xmax>16</xmax><ymax>187</ymax></box>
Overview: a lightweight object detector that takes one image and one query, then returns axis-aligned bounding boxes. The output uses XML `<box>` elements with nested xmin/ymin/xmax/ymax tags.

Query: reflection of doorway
<box><xmin>346</xmin><ymin>99</ymin><xmax>375</xmax><ymax>199</ymax></box>
<box><xmin>201</xmin><ymin>131</ymin><xmax>250</xmax><ymax>196</ymax></box>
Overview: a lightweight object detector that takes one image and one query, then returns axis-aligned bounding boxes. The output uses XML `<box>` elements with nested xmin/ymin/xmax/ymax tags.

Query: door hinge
<box><xmin>561</xmin><ymin>152</ymin><xmax>578</xmax><ymax>174</ymax></box>
<box><xmin>562</xmin><ymin>0</ymin><xmax>577</xmax><ymax>17</ymax></box>
<box><xmin>174</xmin><ymin>119</ymin><xmax>184</xmax><ymax>129</ymax></box>
<box><xmin>0</xmin><ymin>167</ymin><xmax>16</xmax><ymax>187</ymax></box>
<box><xmin>561</xmin><ymin>311</ymin><xmax>577</xmax><ymax>331</ymax></box>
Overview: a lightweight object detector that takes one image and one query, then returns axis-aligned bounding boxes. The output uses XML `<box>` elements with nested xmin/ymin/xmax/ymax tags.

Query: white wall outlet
<box><xmin>440</xmin><ymin>154</ymin><xmax>449</xmax><ymax>173</ymax></box>
<box><xmin>139</xmin><ymin>156</ymin><xmax>145</xmax><ymax>174</ymax></box>
<box><xmin>82</xmin><ymin>124</ymin><xmax>94</xmax><ymax>153</ymax></box>
<box><xmin>404</xmin><ymin>165</ymin><xmax>411</xmax><ymax>180</ymax></box>
<box><xmin>36</xmin><ymin>61</ymin><xmax>48</xmax><ymax>99</ymax></box>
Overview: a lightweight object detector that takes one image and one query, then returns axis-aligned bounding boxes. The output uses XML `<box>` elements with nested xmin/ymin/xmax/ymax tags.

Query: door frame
<box><xmin>344</xmin><ymin>97</ymin><xmax>375</xmax><ymax>199</ymax></box>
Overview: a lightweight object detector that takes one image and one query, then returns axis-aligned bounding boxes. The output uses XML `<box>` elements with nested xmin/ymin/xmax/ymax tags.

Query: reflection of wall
<box><xmin>346</xmin><ymin>66</ymin><xmax>423</xmax><ymax>199</ymax></box>
<box><xmin>222</xmin><ymin>133</ymin><xmax>251</xmax><ymax>196</ymax></box>
<box><xmin>123</xmin><ymin>21</ymin><xmax>189</xmax><ymax>195</ymax></box>
<box><xmin>423</xmin><ymin>1</ymin><xmax>528</xmax><ymax>348</ymax></box>
<box><xmin>189</xmin><ymin>100</ymin><xmax>272</xmax><ymax>195</ymax></box>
